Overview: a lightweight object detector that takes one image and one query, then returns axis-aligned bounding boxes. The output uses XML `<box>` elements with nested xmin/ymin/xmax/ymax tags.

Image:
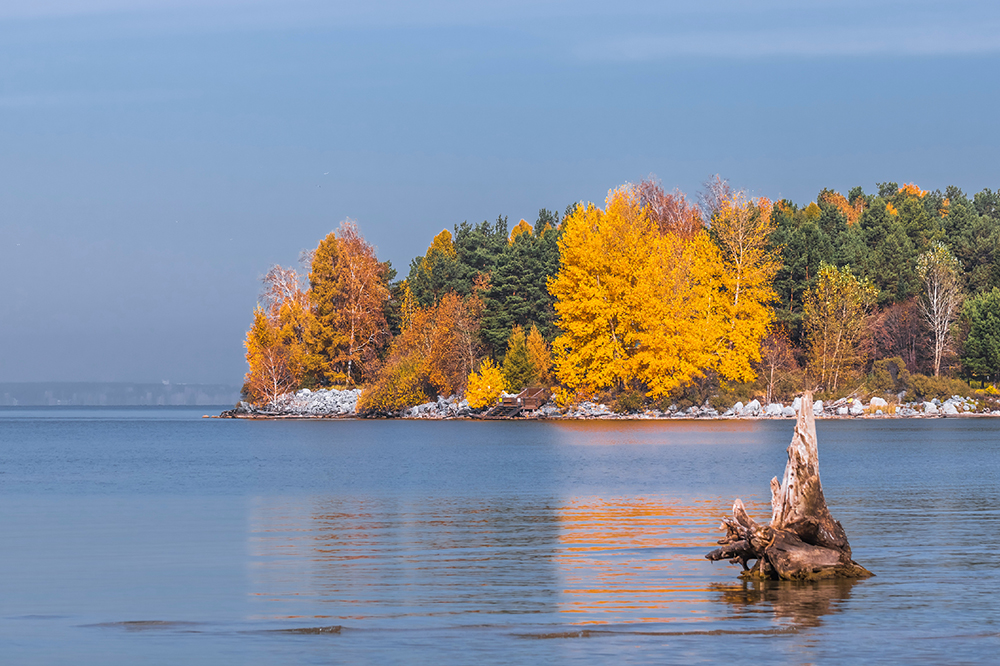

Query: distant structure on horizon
<box><xmin>0</xmin><ymin>383</ymin><xmax>242</xmax><ymax>407</ymax></box>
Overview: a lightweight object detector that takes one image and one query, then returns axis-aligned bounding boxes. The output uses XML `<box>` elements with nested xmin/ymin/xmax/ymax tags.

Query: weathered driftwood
<box><xmin>706</xmin><ymin>391</ymin><xmax>872</xmax><ymax>581</ymax></box>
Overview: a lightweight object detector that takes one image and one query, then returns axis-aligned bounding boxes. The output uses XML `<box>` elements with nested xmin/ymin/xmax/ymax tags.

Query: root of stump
<box><xmin>706</xmin><ymin>391</ymin><xmax>873</xmax><ymax>581</ymax></box>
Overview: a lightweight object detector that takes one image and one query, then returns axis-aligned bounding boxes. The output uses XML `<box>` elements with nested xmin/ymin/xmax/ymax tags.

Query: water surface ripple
<box><xmin>1</xmin><ymin>407</ymin><xmax>997</xmax><ymax>664</ymax></box>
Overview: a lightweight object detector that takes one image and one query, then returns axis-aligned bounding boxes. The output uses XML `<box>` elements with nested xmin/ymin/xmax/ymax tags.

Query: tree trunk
<box><xmin>706</xmin><ymin>391</ymin><xmax>872</xmax><ymax>580</ymax></box>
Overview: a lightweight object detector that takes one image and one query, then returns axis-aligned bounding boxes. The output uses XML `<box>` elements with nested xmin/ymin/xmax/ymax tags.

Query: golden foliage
<box><xmin>509</xmin><ymin>219</ymin><xmax>533</xmax><ymax>244</ymax></box>
<box><xmin>549</xmin><ymin>185</ymin><xmax>727</xmax><ymax>398</ymax></box>
<box><xmin>259</xmin><ymin>264</ymin><xmax>313</xmax><ymax>386</ymax></box>
<box><xmin>244</xmin><ymin>307</ymin><xmax>297</xmax><ymax>407</ymax></box>
<box><xmin>306</xmin><ymin>221</ymin><xmax>391</xmax><ymax>386</ymax></box>
<box><xmin>422</xmin><ymin>228</ymin><xmax>457</xmax><ymax>275</ymax></box>
<box><xmin>711</xmin><ymin>192</ymin><xmax>780</xmax><ymax>383</ymax></box>
<box><xmin>356</xmin><ymin>350</ymin><xmax>428</xmax><ymax>413</ymax></box>
<box><xmin>817</xmin><ymin>190</ymin><xmax>865</xmax><ymax>225</ymax></box>
<box><xmin>465</xmin><ymin>358</ymin><xmax>507</xmax><ymax>409</ymax></box>
<box><xmin>803</xmin><ymin>264</ymin><xmax>878</xmax><ymax>392</ymax></box>
<box><xmin>357</xmin><ymin>289</ymin><xmax>484</xmax><ymax>413</ymax></box>
<box><xmin>399</xmin><ymin>280</ymin><xmax>418</xmax><ymax>331</ymax></box>
<box><xmin>526</xmin><ymin>324</ymin><xmax>553</xmax><ymax>386</ymax></box>
<box><xmin>335</xmin><ymin>220</ymin><xmax>391</xmax><ymax>384</ymax></box>
<box><xmin>899</xmin><ymin>182</ymin><xmax>927</xmax><ymax>198</ymax></box>
<box><xmin>885</xmin><ymin>202</ymin><xmax>899</xmax><ymax>216</ymax></box>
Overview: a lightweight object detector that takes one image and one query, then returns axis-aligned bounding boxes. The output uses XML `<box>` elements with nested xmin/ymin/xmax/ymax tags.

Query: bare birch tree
<box><xmin>698</xmin><ymin>174</ymin><xmax>734</xmax><ymax>221</ymax></box>
<box><xmin>917</xmin><ymin>242</ymin><xmax>963</xmax><ymax>376</ymax></box>
<box><xmin>636</xmin><ymin>177</ymin><xmax>704</xmax><ymax>238</ymax></box>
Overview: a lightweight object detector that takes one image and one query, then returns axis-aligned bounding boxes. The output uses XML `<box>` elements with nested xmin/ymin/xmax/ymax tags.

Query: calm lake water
<box><xmin>2</xmin><ymin>407</ymin><xmax>998</xmax><ymax>665</ymax></box>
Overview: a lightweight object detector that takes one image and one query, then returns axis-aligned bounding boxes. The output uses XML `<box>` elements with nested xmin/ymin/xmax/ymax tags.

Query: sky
<box><xmin>2</xmin><ymin>0</ymin><xmax>999</xmax><ymax>384</ymax></box>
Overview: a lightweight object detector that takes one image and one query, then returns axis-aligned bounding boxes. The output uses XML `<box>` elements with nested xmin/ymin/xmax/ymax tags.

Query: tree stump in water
<box><xmin>706</xmin><ymin>391</ymin><xmax>873</xmax><ymax>581</ymax></box>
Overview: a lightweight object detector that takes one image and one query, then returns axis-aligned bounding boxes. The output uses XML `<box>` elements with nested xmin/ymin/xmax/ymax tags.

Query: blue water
<box><xmin>2</xmin><ymin>407</ymin><xmax>998</xmax><ymax>664</ymax></box>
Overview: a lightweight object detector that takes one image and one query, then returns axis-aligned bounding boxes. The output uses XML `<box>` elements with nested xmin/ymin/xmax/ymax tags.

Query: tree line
<box><xmin>243</xmin><ymin>178</ymin><xmax>1000</xmax><ymax>412</ymax></box>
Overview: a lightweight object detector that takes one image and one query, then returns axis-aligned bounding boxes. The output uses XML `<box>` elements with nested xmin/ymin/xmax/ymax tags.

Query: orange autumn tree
<box><xmin>710</xmin><ymin>192</ymin><xmax>780</xmax><ymax>383</ymax></box>
<box><xmin>357</xmin><ymin>279</ymin><xmax>486</xmax><ymax>412</ymax></box>
<box><xmin>336</xmin><ymin>221</ymin><xmax>392</xmax><ymax>383</ymax></box>
<box><xmin>307</xmin><ymin>220</ymin><xmax>391</xmax><ymax>386</ymax></box>
<box><xmin>548</xmin><ymin>185</ymin><xmax>725</xmax><ymax>399</ymax></box>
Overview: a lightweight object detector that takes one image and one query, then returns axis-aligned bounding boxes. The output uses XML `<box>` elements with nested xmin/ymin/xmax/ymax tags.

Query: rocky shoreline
<box><xmin>218</xmin><ymin>388</ymin><xmax>998</xmax><ymax>420</ymax></box>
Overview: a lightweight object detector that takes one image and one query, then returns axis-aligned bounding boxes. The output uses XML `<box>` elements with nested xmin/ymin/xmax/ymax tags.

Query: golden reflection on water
<box><xmin>553</xmin><ymin>496</ymin><xmax>767</xmax><ymax>623</ymax></box>
<box><xmin>247</xmin><ymin>494</ymin><xmax>850</xmax><ymax>629</ymax></box>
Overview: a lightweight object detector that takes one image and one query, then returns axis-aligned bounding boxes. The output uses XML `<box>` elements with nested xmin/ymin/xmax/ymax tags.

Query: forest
<box><xmin>242</xmin><ymin>177</ymin><xmax>1000</xmax><ymax>413</ymax></box>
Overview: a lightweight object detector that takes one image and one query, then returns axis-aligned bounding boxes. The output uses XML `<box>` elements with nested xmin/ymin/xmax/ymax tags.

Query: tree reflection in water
<box><xmin>712</xmin><ymin>579</ymin><xmax>860</xmax><ymax>629</ymax></box>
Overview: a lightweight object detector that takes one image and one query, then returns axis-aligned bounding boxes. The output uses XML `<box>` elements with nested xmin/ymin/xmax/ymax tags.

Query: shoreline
<box><xmin>216</xmin><ymin>389</ymin><xmax>997</xmax><ymax>421</ymax></box>
<box><xmin>212</xmin><ymin>411</ymin><xmax>999</xmax><ymax>421</ymax></box>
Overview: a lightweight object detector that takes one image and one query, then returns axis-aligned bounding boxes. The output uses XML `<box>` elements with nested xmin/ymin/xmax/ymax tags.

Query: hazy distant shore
<box><xmin>1</xmin><ymin>382</ymin><xmax>242</xmax><ymax>407</ymax></box>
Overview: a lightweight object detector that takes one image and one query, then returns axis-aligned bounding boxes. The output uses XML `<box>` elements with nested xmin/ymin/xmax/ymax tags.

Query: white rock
<box><xmin>941</xmin><ymin>402</ymin><xmax>959</xmax><ymax>415</ymax></box>
<box><xmin>792</xmin><ymin>396</ymin><xmax>802</xmax><ymax>412</ymax></box>
<box><xmin>850</xmin><ymin>399</ymin><xmax>864</xmax><ymax>416</ymax></box>
<box><xmin>837</xmin><ymin>406</ymin><xmax>849</xmax><ymax>415</ymax></box>
<box><xmin>870</xmin><ymin>396</ymin><xmax>888</xmax><ymax>408</ymax></box>
<box><xmin>764</xmin><ymin>403</ymin><xmax>783</xmax><ymax>416</ymax></box>
<box><xmin>745</xmin><ymin>399</ymin><xmax>761</xmax><ymax>415</ymax></box>
<box><xmin>782</xmin><ymin>406</ymin><xmax>796</xmax><ymax>417</ymax></box>
<box><xmin>923</xmin><ymin>401</ymin><xmax>938</xmax><ymax>414</ymax></box>
<box><xmin>732</xmin><ymin>401</ymin><xmax>744</xmax><ymax>415</ymax></box>
<box><xmin>813</xmin><ymin>399</ymin><xmax>823</xmax><ymax>415</ymax></box>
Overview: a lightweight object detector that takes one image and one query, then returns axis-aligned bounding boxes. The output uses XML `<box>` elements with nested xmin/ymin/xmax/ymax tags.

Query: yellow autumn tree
<box><xmin>259</xmin><ymin>264</ymin><xmax>313</xmax><ymax>386</ymax></box>
<box><xmin>549</xmin><ymin>188</ymin><xmax>653</xmax><ymax>393</ymax></box>
<box><xmin>803</xmin><ymin>264</ymin><xmax>878</xmax><ymax>391</ymax></box>
<box><xmin>244</xmin><ymin>306</ymin><xmax>297</xmax><ymax>407</ymax></box>
<box><xmin>465</xmin><ymin>358</ymin><xmax>507</xmax><ymax>409</ymax></box>
<box><xmin>710</xmin><ymin>192</ymin><xmax>780</xmax><ymax>383</ymax></box>
<box><xmin>628</xmin><ymin>230</ymin><xmax>724</xmax><ymax>397</ymax></box>
<box><xmin>525</xmin><ymin>324</ymin><xmax>553</xmax><ymax>386</ymax></box>
<box><xmin>423</xmin><ymin>228</ymin><xmax>457</xmax><ymax>274</ymax></box>
<box><xmin>549</xmin><ymin>185</ymin><xmax>727</xmax><ymax>398</ymax></box>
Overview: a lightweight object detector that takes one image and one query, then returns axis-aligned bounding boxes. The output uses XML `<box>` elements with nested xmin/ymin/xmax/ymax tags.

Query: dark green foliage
<box><xmin>406</xmin><ymin>248</ymin><xmax>463</xmax><ymax>307</ymax></box>
<box><xmin>406</xmin><ymin>217</ymin><xmax>509</xmax><ymax>307</ymax></box>
<box><xmin>974</xmin><ymin>188</ymin><xmax>1000</xmax><ymax>220</ymax></box>
<box><xmin>770</xmin><ymin>201</ymin><xmax>836</xmax><ymax>339</ymax></box>
<box><xmin>941</xmin><ymin>187</ymin><xmax>1000</xmax><ymax>295</ymax></box>
<box><xmin>895</xmin><ymin>195</ymin><xmax>940</xmax><ymax>252</ymax></box>
<box><xmin>877</xmin><ymin>181</ymin><xmax>899</xmax><ymax>198</ymax></box>
<box><xmin>961</xmin><ymin>288</ymin><xmax>1000</xmax><ymax>384</ymax></box>
<box><xmin>481</xmin><ymin>211</ymin><xmax>562</xmax><ymax>354</ymax></box>
<box><xmin>850</xmin><ymin>201</ymin><xmax>919</xmax><ymax>304</ymax></box>
<box><xmin>454</xmin><ymin>217</ymin><xmax>510</xmax><ymax>287</ymax></box>
<box><xmin>848</xmin><ymin>186</ymin><xmax>864</xmax><ymax>206</ymax></box>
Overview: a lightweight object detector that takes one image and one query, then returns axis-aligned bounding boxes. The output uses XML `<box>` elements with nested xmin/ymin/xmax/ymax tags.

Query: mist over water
<box><xmin>1</xmin><ymin>410</ymin><xmax>998</xmax><ymax>664</ymax></box>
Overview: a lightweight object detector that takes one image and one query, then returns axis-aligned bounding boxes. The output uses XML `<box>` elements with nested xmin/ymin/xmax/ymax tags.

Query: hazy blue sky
<box><xmin>2</xmin><ymin>0</ymin><xmax>999</xmax><ymax>383</ymax></box>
